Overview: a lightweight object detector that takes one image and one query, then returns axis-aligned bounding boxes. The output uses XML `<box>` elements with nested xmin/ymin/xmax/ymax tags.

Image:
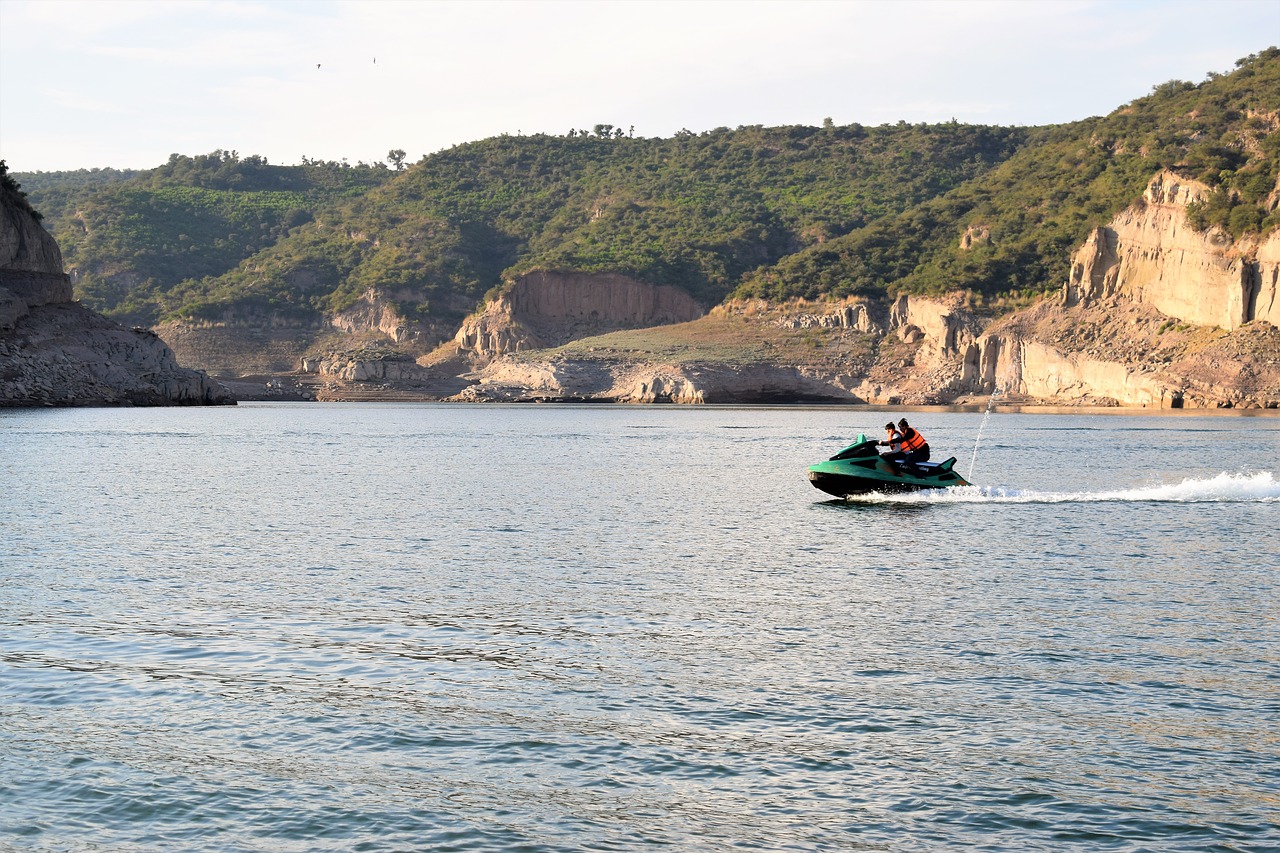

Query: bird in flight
<box><xmin>316</xmin><ymin>63</ymin><xmax>321</xmax><ymax>69</ymax></box>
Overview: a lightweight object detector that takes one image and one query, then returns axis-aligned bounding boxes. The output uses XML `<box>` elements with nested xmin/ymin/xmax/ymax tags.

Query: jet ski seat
<box><xmin>907</xmin><ymin>457</ymin><xmax>958</xmax><ymax>475</ymax></box>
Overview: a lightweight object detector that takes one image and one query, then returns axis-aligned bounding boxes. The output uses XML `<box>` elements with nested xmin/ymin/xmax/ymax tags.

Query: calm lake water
<box><xmin>2</xmin><ymin>403</ymin><xmax>1278</xmax><ymax>852</ymax></box>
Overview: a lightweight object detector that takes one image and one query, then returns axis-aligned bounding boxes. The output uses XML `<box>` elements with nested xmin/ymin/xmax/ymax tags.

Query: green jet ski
<box><xmin>807</xmin><ymin>433</ymin><xmax>971</xmax><ymax>497</ymax></box>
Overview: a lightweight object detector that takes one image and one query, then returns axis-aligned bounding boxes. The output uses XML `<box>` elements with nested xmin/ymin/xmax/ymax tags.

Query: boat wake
<box><xmin>844</xmin><ymin>471</ymin><xmax>1280</xmax><ymax>504</ymax></box>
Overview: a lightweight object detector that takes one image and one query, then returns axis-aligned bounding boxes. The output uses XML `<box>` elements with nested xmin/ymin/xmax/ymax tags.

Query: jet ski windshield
<box><xmin>829</xmin><ymin>434</ymin><xmax>879</xmax><ymax>461</ymax></box>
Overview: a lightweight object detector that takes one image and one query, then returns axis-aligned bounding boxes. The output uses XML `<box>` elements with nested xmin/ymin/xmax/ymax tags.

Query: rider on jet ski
<box><xmin>878</xmin><ymin>418</ymin><xmax>930</xmax><ymax>468</ymax></box>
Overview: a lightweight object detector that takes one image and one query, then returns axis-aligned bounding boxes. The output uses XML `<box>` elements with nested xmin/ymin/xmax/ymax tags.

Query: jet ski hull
<box><xmin>806</xmin><ymin>435</ymin><xmax>971</xmax><ymax>497</ymax></box>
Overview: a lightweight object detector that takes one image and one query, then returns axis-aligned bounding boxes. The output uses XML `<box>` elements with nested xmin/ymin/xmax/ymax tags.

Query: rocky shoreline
<box><xmin>6</xmin><ymin>165</ymin><xmax>1277</xmax><ymax>410</ymax></box>
<box><xmin>1</xmin><ymin>176</ymin><xmax>234</xmax><ymax>408</ymax></box>
<box><xmin>193</xmin><ymin>171</ymin><xmax>1278</xmax><ymax>410</ymax></box>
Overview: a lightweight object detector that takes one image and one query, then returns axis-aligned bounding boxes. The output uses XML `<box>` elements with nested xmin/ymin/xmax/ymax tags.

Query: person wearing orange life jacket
<box><xmin>879</xmin><ymin>417</ymin><xmax>930</xmax><ymax>466</ymax></box>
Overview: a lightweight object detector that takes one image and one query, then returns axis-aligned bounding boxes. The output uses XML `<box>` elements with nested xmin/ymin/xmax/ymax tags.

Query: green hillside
<box><xmin>20</xmin><ymin>151</ymin><xmax>395</xmax><ymax>323</ymax></box>
<box><xmin>16</xmin><ymin>48</ymin><xmax>1278</xmax><ymax>331</ymax></box>
<box><xmin>736</xmin><ymin>48</ymin><xmax>1280</xmax><ymax>305</ymax></box>
<box><xmin>143</xmin><ymin>121</ymin><xmax>1028</xmax><ymax>329</ymax></box>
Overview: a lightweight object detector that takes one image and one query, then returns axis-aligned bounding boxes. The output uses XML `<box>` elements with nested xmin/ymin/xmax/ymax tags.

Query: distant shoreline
<box><xmin>227</xmin><ymin>399</ymin><xmax>1280</xmax><ymax>417</ymax></box>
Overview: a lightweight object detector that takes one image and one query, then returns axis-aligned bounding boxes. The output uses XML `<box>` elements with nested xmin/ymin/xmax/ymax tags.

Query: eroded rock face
<box><xmin>457</xmin><ymin>357</ymin><xmax>864</xmax><ymax>404</ymax></box>
<box><xmin>156</xmin><ymin>320</ymin><xmax>319</xmax><ymax>377</ymax></box>
<box><xmin>768</xmin><ymin>297</ymin><xmax>885</xmax><ymax>334</ymax></box>
<box><xmin>1</xmin><ymin>182</ymin><xmax>74</xmax><ymax>329</ymax></box>
<box><xmin>1065</xmin><ymin>171</ymin><xmax>1273</xmax><ymax>331</ymax></box>
<box><xmin>1</xmin><ymin>183</ymin><xmax>233</xmax><ymax>407</ymax></box>
<box><xmin>328</xmin><ymin>287</ymin><xmax>464</xmax><ymax>347</ymax></box>
<box><xmin>379</xmin><ymin>181</ymin><xmax>1280</xmax><ymax>408</ymax></box>
<box><xmin>19</xmin><ymin>161</ymin><xmax>1267</xmax><ymax>408</ymax></box>
<box><xmin>331</xmin><ymin>291</ymin><xmax>416</xmax><ymax>343</ymax></box>
<box><xmin>457</xmin><ymin>278</ymin><xmax>1280</xmax><ymax>409</ymax></box>
<box><xmin>1</xmin><ymin>194</ymin><xmax>64</xmax><ymax>275</ymax></box>
<box><xmin>889</xmin><ymin>295</ymin><xmax>982</xmax><ymax>362</ymax></box>
<box><xmin>968</xmin><ymin>296</ymin><xmax>1280</xmax><ymax>408</ymax></box>
<box><xmin>986</xmin><ymin>335</ymin><xmax>1168</xmax><ymax>407</ymax></box>
<box><xmin>454</xmin><ymin>271</ymin><xmax>705</xmax><ymax>358</ymax></box>
<box><xmin>304</xmin><ymin>351</ymin><xmax>427</xmax><ymax>382</ymax></box>
<box><xmin>1253</xmin><ymin>232</ymin><xmax>1280</xmax><ymax>326</ymax></box>
<box><xmin>1</xmin><ymin>303</ymin><xmax>234</xmax><ymax>406</ymax></box>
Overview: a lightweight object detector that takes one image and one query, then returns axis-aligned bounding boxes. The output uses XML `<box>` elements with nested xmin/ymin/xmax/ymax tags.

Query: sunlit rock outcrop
<box><xmin>331</xmin><ymin>290</ymin><xmax>416</xmax><ymax>343</ymax></box>
<box><xmin>1065</xmin><ymin>171</ymin><xmax>1277</xmax><ymax>330</ymax></box>
<box><xmin>966</xmin><ymin>333</ymin><xmax>1170</xmax><ymax>407</ymax></box>
<box><xmin>768</xmin><ymin>297</ymin><xmax>885</xmax><ymax>334</ymax></box>
<box><xmin>889</xmin><ymin>294</ymin><xmax>982</xmax><ymax>362</ymax></box>
<box><xmin>453</xmin><ymin>270</ymin><xmax>705</xmax><ymax>358</ymax></box>
<box><xmin>1253</xmin><ymin>231</ymin><xmax>1280</xmax><ymax>327</ymax></box>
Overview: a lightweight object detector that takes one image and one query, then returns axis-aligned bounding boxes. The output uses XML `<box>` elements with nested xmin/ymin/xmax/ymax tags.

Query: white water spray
<box><xmin>967</xmin><ymin>385</ymin><xmax>1000</xmax><ymax>481</ymax></box>
<box><xmin>845</xmin><ymin>471</ymin><xmax>1280</xmax><ymax>504</ymax></box>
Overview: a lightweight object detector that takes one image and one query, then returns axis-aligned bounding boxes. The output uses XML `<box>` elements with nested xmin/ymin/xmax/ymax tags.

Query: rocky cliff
<box><xmin>1066</xmin><ymin>171</ymin><xmax>1280</xmax><ymax>329</ymax></box>
<box><xmin>453</xmin><ymin>271</ymin><xmax>705</xmax><ymax>359</ymax></box>
<box><xmin>456</xmin><ymin>295</ymin><xmax>987</xmax><ymax>405</ymax></box>
<box><xmin>456</xmin><ymin>288</ymin><xmax>1277</xmax><ymax>408</ymax></box>
<box><xmin>963</xmin><ymin>171</ymin><xmax>1280</xmax><ymax>408</ymax></box>
<box><xmin>972</xmin><ymin>297</ymin><xmax>1280</xmax><ymax>408</ymax></box>
<box><xmin>104</xmin><ymin>166</ymin><xmax>1276</xmax><ymax>409</ymax></box>
<box><xmin>1</xmin><ymin>176</ymin><xmax>233</xmax><ymax>407</ymax></box>
<box><xmin>447</xmin><ymin>171</ymin><xmax>1279</xmax><ymax>408</ymax></box>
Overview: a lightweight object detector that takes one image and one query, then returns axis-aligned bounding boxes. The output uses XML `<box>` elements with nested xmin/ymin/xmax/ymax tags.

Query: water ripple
<box><xmin>2</xmin><ymin>405</ymin><xmax>1278</xmax><ymax>851</ymax></box>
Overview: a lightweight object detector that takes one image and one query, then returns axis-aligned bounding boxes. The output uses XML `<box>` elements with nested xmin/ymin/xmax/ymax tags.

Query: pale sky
<box><xmin>2</xmin><ymin>0</ymin><xmax>1277</xmax><ymax>173</ymax></box>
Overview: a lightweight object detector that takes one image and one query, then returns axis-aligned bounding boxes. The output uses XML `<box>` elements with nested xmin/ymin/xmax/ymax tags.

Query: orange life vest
<box><xmin>899</xmin><ymin>428</ymin><xmax>927</xmax><ymax>452</ymax></box>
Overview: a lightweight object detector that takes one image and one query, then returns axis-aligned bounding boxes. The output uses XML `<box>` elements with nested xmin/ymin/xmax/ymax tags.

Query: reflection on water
<box><xmin>2</xmin><ymin>404</ymin><xmax>1278</xmax><ymax>852</ymax></box>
